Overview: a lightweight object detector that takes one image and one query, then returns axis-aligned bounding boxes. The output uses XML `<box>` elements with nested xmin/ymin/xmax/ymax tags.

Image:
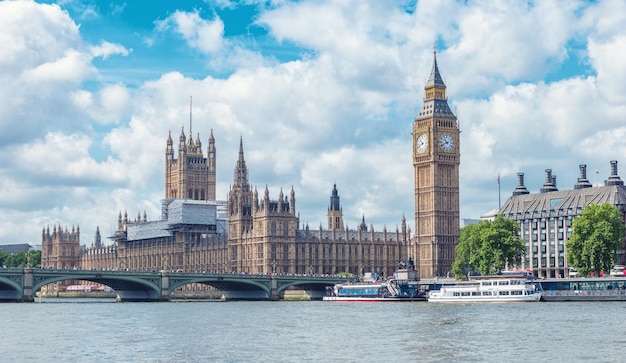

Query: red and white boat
<box><xmin>323</xmin><ymin>269</ymin><xmax>426</xmax><ymax>302</ymax></box>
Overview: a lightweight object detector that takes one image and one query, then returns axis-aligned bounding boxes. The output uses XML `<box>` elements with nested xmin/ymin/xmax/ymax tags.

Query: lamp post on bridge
<box><xmin>271</xmin><ymin>260</ymin><xmax>277</xmax><ymax>275</ymax></box>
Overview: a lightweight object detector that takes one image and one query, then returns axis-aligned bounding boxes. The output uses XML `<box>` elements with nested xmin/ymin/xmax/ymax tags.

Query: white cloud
<box><xmin>90</xmin><ymin>41</ymin><xmax>131</xmax><ymax>60</ymax></box>
<box><xmin>3</xmin><ymin>0</ymin><xmax>626</xmax><ymax>248</ymax></box>
<box><xmin>71</xmin><ymin>84</ymin><xmax>131</xmax><ymax>124</ymax></box>
<box><xmin>156</xmin><ymin>10</ymin><xmax>225</xmax><ymax>54</ymax></box>
<box><xmin>16</xmin><ymin>132</ymin><xmax>127</xmax><ymax>184</ymax></box>
<box><xmin>0</xmin><ymin>2</ymin><xmax>80</xmax><ymax>72</ymax></box>
<box><xmin>588</xmin><ymin>35</ymin><xmax>626</xmax><ymax>104</ymax></box>
<box><xmin>20</xmin><ymin>49</ymin><xmax>95</xmax><ymax>85</ymax></box>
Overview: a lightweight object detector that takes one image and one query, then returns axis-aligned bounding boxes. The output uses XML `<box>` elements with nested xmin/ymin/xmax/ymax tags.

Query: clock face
<box><xmin>416</xmin><ymin>134</ymin><xmax>428</xmax><ymax>153</ymax></box>
<box><xmin>439</xmin><ymin>133</ymin><xmax>455</xmax><ymax>152</ymax></box>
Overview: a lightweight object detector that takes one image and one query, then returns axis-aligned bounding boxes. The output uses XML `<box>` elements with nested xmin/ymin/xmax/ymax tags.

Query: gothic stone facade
<box><xmin>43</xmin><ymin>129</ymin><xmax>410</xmax><ymax>278</ymax></box>
<box><xmin>41</xmin><ymin>54</ymin><xmax>459</xmax><ymax>279</ymax></box>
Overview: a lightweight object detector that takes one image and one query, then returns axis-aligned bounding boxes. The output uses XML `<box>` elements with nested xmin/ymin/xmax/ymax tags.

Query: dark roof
<box><xmin>0</xmin><ymin>244</ymin><xmax>31</xmax><ymax>254</ymax></box>
<box><xmin>499</xmin><ymin>184</ymin><xmax>626</xmax><ymax>218</ymax></box>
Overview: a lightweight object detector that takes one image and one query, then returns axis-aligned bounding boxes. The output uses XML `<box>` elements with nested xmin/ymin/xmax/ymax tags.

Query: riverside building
<box><xmin>498</xmin><ymin>162</ymin><xmax>626</xmax><ymax>278</ymax></box>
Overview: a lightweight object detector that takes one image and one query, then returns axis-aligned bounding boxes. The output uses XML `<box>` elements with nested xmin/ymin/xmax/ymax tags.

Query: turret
<box><xmin>178</xmin><ymin>126</ymin><xmax>186</xmax><ymax>155</ymax></box>
<box><xmin>208</xmin><ymin>129</ymin><xmax>216</xmax><ymax>168</ymax></box>
<box><xmin>166</xmin><ymin>130</ymin><xmax>174</xmax><ymax>160</ymax></box>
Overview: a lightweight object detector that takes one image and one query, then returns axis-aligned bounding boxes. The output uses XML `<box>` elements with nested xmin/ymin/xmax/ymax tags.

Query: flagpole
<box><xmin>498</xmin><ymin>174</ymin><xmax>501</xmax><ymax>210</ymax></box>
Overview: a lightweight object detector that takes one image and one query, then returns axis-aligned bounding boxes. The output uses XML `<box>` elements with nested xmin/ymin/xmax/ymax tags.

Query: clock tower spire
<box><xmin>412</xmin><ymin>48</ymin><xmax>460</xmax><ymax>278</ymax></box>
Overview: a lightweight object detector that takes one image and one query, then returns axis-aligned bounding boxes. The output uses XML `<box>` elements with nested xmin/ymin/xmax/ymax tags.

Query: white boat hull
<box><xmin>428</xmin><ymin>292</ymin><xmax>542</xmax><ymax>303</ymax></box>
<box><xmin>427</xmin><ymin>276</ymin><xmax>543</xmax><ymax>303</ymax></box>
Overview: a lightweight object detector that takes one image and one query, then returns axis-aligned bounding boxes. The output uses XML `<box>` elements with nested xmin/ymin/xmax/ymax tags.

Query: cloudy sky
<box><xmin>1</xmin><ymin>0</ymin><xmax>626</xmax><ymax>246</ymax></box>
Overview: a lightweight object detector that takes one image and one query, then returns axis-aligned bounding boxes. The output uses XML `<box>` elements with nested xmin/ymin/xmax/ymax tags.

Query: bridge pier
<box><xmin>160</xmin><ymin>271</ymin><xmax>170</xmax><ymax>302</ymax></box>
<box><xmin>270</xmin><ymin>277</ymin><xmax>279</xmax><ymax>301</ymax></box>
<box><xmin>22</xmin><ymin>268</ymin><xmax>34</xmax><ymax>302</ymax></box>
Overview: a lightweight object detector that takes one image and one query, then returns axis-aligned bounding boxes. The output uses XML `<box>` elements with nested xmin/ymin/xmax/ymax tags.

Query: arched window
<box><xmin>194</xmin><ymin>189</ymin><xmax>199</xmax><ymax>200</ymax></box>
<box><xmin>271</xmin><ymin>222</ymin><xmax>276</xmax><ymax>236</ymax></box>
<box><xmin>188</xmin><ymin>189</ymin><xmax>193</xmax><ymax>199</ymax></box>
<box><xmin>283</xmin><ymin>223</ymin><xmax>289</xmax><ymax>236</ymax></box>
<box><xmin>200</xmin><ymin>190</ymin><xmax>205</xmax><ymax>200</ymax></box>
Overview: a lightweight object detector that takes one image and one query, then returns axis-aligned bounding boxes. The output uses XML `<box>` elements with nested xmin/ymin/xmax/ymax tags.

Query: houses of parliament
<box><xmin>41</xmin><ymin>51</ymin><xmax>461</xmax><ymax>280</ymax></box>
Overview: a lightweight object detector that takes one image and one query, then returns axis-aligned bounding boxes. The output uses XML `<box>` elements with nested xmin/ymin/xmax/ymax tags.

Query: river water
<box><xmin>2</xmin><ymin>299</ymin><xmax>624</xmax><ymax>362</ymax></box>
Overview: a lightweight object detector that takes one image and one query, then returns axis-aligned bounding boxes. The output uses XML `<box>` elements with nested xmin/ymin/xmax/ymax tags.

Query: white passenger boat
<box><xmin>427</xmin><ymin>275</ymin><xmax>542</xmax><ymax>303</ymax></box>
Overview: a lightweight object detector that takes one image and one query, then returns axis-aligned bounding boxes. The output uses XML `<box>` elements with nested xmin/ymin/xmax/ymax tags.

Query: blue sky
<box><xmin>2</xmin><ymin>0</ymin><xmax>626</xmax><ymax>246</ymax></box>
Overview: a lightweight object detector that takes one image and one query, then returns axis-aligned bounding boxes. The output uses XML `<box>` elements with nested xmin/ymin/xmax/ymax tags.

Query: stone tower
<box><xmin>412</xmin><ymin>49</ymin><xmax>460</xmax><ymax>278</ymax></box>
<box><xmin>227</xmin><ymin>136</ymin><xmax>254</xmax><ymax>243</ymax></box>
<box><xmin>227</xmin><ymin>137</ymin><xmax>299</xmax><ymax>274</ymax></box>
<box><xmin>165</xmin><ymin>125</ymin><xmax>216</xmax><ymax>201</ymax></box>
<box><xmin>41</xmin><ymin>224</ymin><xmax>80</xmax><ymax>268</ymax></box>
<box><xmin>327</xmin><ymin>184</ymin><xmax>344</xmax><ymax>230</ymax></box>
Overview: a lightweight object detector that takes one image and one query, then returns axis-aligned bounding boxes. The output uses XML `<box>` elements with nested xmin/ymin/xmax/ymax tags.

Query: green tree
<box><xmin>0</xmin><ymin>250</ymin><xmax>41</xmax><ymax>267</ymax></box>
<box><xmin>566</xmin><ymin>203</ymin><xmax>625</xmax><ymax>276</ymax></box>
<box><xmin>451</xmin><ymin>215</ymin><xmax>526</xmax><ymax>279</ymax></box>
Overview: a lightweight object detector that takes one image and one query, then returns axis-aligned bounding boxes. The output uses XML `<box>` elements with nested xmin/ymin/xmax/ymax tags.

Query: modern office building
<box><xmin>499</xmin><ymin>162</ymin><xmax>626</xmax><ymax>278</ymax></box>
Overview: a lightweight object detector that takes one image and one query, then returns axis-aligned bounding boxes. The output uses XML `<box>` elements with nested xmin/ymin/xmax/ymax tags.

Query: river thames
<box><xmin>2</xmin><ymin>299</ymin><xmax>624</xmax><ymax>362</ymax></box>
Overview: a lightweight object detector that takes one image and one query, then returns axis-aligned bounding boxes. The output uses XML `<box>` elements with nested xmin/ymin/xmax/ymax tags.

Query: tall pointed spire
<box><xmin>426</xmin><ymin>44</ymin><xmax>446</xmax><ymax>88</ymax></box>
<box><xmin>416</xmin><ymin>44</ymin><xmax>454</xmax><ymax>119</ymax></box>
<box><xmin>233</xmin><ymin>135</ymin><xmax>249</xmax><ymax>190</ymax></box>
<box><xmin>238</xmin><ymin>135</ymin><xmax>244</xmax><ymax>162</ymax></box>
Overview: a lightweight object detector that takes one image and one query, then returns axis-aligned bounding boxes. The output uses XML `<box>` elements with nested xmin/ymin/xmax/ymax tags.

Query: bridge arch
<box><xmin>274</xmin><ymin>280</ymin><xmax>338</xmax><ymax>300</ymax></box>
<box><xmin>0</xmin><ymin>273</ymin><xmax>23</xmax><ymax>301</ymax></box>
<box><xmin>32</xmin><ymin>270</ymin><xmax>162</xmax><ymax>302</ymax></box>
<box><xmin>167</xmin><ymin>275</ymin><xmax>272</xmax><ymax>300</ymax></box>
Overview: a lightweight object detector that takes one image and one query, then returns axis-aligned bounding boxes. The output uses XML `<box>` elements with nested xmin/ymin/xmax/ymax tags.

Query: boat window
<box><xmin>336</xmin><ymin>286</ymin><xmax>380</xmax><ymax>297</ymax></box>
<box><xmin>483</xmin><ymin>281</ymin><xmax>492</xmax><ymax>286</ymax></box>
<box><xmin>499</xmin><ymin>281</ymin><xmax>509</xmax><ymax>286</ymax></box>
<box><xmin>499</xmin><ymin>291</ymin><xmax>510</xmax><ymax>295</ymax></box>
<box><xmin>482</xmin><ymin>291</ymin><xmax>491</xmax><ymax>296</ymax></box>
<box><xmin>471</xmin><ymin>291</ymin><xmax>480</xmax><ymax>296</ymax></box>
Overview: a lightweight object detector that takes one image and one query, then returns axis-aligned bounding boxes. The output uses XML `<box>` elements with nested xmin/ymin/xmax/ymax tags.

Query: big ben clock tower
<box><xmin>412</xmin><ymin>49</ymin><xmax>460</xmax><ymax>278</ymax></box>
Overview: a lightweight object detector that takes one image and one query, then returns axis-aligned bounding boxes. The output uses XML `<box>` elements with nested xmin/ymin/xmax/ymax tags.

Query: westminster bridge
<box><xmin>0</xmin><ymin>268</ymin><xmax>357</xmax><ymax>302</ymax></box>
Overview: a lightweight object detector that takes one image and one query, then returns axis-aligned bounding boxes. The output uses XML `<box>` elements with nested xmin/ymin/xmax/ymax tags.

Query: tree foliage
<box><xmin>566</xmin><ymin>203</ymin><xmax>625</xmax><ymax>276</ymax></box>
<box><xmin>0</xmin><ymin>250</ymin><xmax>41</xmax><ymax>268</ymax></box>
<box><xmin>451</xmin><ymin>215</ymin><xmax>525</xmax><ymax>279</ymax></box>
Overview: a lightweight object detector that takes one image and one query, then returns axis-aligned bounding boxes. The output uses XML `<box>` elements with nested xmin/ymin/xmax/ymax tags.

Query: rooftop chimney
<box><xmin>513</xmin><ymin>173</ymin><xmax>530</xmax><ymax>196</ymax></box>
<box><xmin>574</xmin><ymin>164</ymin><xmax>593</xmax><ymax>189</ymax></box>
<box><xmin>512</xmin><ymin>172</ymin><xmax>530</xmax><ymax>196</ymax></box>
<box><xmin>540</xmin><ymin>169</ymin><xmax>558</xmax><ymax>193</ymax></box>
<box><xmin>605</xmin><ymin>160</ymin><xmax>624</xmax><ymax>186</ymax></box>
